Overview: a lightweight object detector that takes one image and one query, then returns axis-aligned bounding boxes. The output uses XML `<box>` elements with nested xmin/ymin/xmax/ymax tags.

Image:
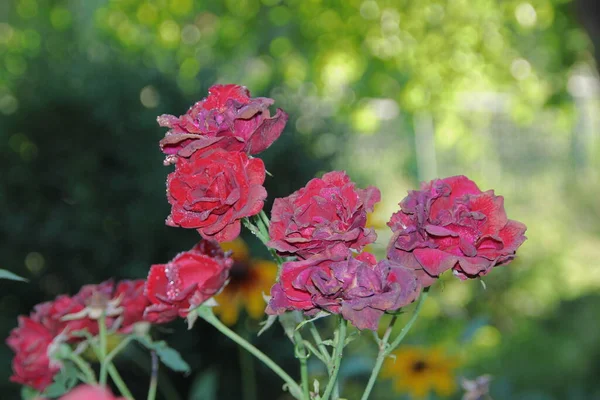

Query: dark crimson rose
<box><xmin>143</xmin><ymin>242</ymin><xmax>233</xmax><ymax>323</ymax></box>
<box><xmin>158</xmin><ymin>84</ymin><xmax>288</xmax><ymax>159</ymax></box>
<box><xmin>268</xmin><ymin>171</ymin><xmax>381</xmax><ymax>259</ymax></box>
<box><xmin>166</xmin><ymin>148</ymin><xmax>267</xmax><ymax>243</ymax></box>
<box><xmin>267</xmin><ymin>245</ymin><xmax>421</xmax><ymax>330</ymax></box>
<box><xmin>387</xmin><ymin>175</ymin><xmax>527</xmax><ymax>286</ymax></box>
<box><xmin>6</xmin><ymin>317</ymin><xmax>59</xmax><ymax>391</ymax></box>
<box><xmin>60</xmin><ymin>385</ymin><xmax>125</xmax><ymax>400</ymax></box>
<box><xmin>113</xmin><ymin>280</ymin><xmax>150</xmax><ymax>333</ymax></box>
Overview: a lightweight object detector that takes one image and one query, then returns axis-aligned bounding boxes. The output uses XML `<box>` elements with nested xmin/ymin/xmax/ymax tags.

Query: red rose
<box><xmin>6</xmin><ymin>317</ymin><xmax>59</xmax><ymax>391</ymax></box>
<box><xmin>166</xmin><ymin>148</ymin><xmax>267</xmax><ymax>242</ymax></box>
<box><xmin>113</xmin><ymin>280</ymin><xmax>149</xmax><ymax>333</ymax></box>
<box><xmin>31</xmin><ymin>295</ymin><xmax>91</xmax><ymax>337</ymax></box>
<box><xmin>60</xmin><ymin>384</ymin><xmax>125</xmax><ymax>400</ymax></box>
<box><xmin>268</xmin><ymin>171</ymin><xmax>381</xmax><ymax>259</ymax></box>
<box><xmin>158</xmin><ymin>84</ymin><xmax>288</xmax><ymax>159</ymax></box>
<box><xmin>387</xmin><ymin>175</ymin><xmax>527</xmax><ymax>286</ymax></box>
<box><xmin>143</xmin><ymin>242</ymin><xmax>233</xmax><ymax>323</ymax></box>
<box><xmin>267</xmin><ymin>245</ymin><xmax>421</xmax><ymax>330</ymax></box>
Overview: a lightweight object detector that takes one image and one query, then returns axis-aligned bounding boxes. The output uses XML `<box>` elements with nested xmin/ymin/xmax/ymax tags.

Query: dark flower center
<box><xmin>228</xmin><ymin>261</ymin><xmax>252</xmax><ymax>287</ymax></box>
<box><xmin>411</xmin><ymin>360</ymin><xmax>428</xmax><ymax>373</ymax></box>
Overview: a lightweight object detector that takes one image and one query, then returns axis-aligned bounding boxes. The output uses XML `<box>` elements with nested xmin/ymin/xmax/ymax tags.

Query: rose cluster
<box><xmin>266</xmin><ymin>174</ymin><xmax>527</xmax><ymax>330</ymax></box>
<box><xmin>7</xmin><ymin>240</ymin><xmax>234</xmax><ymax>393</ymax></box>
<box><xmin>7</xmin><ymin>279</ymin><xmax>148</xmax><ymax>391</ymax></box>
<box><xmin>159</xmin><ymin>84</ymin><xmax>287</xmax><ymax>243</ymax></box>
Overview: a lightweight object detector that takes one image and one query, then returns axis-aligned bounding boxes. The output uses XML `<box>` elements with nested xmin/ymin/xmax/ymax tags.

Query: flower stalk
<box><xmin>359</xmin><ymin>290</ymin><xmax>429</xmax><ymax>400</ymax></box>
<box><xmin>321</xmin><ymin>318</ymin><xmax>347</xmax><ymax>400</ymax></box>
<box><xmin>197</xmin><ymin>306</ymin><xmax>304</xmax><ymax>399</ymax></box>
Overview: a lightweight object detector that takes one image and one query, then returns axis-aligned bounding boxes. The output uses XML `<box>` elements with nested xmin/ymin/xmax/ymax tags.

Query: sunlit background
<box><xmin>1</xmin><ymin>0</ymin><xmax>599</xmax><ymax>399</ymax></box>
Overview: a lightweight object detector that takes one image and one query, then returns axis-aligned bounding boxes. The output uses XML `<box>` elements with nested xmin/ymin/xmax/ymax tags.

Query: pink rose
<box><xmin>387</xmin><ymin>175</ymin><xmax>527</xmax><ymax>286</ymax></box>
<box><xmin>268</xmin><ymin>171</ymin><xmax>381</xmax><ymax>259</ymax></box>
<box><xmin>158</xmin><ymin>84</ymin><xmax>288</xmax><ymax>159</ymax></box>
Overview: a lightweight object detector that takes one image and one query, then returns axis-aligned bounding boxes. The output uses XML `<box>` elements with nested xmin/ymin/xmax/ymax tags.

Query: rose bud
<box><xmin>143</xmin><ymin>241</ymin><xmax>233</xmax><ymax>323</ymax></box>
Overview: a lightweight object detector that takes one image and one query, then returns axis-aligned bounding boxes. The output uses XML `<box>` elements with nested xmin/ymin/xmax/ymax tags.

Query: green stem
<box><xmin>239</xmin><ymin>331</ymin><xmax>258</xmax><ymax>400</ymax></box>
<box><xmin>105</xmin><ymin>335</ymin><xmax>135</xmax><ymax>365</ymax></box>
<box><xmin>388</xmin><ymin>290</ymin><xmax>429</xmax><ymax>351</ymax></box>
<box><xmin>359</xmin><ymin>290</ymin><xmax>429</xmax><ymax>400</ymax></box>
<box><xmin>308</xmin><ymin>322</ymin><xmax>331</xmax><ymax>364</ymax></box>
<box><xmin>321</xmin><ymin>318</ymin><xmax>347</xmax><ymax>400</ymax></box>
<box><xmin>98</xmin><ymin>314</ymin><xmax>108</xmax><ymax>386</ymax></box>
<box><xmin>293</xmin><ymin>331</ymin><xmax>310</xmax><ymax>400</ymax></box>
<box><xmin>108</xmin><ymin>364</ymin><xmax>134</xmax><ymax>400</ymax></box>
<box><xmin>68</xmin><ymin>353</ymin><xmax>97</xmax><ymax>384</ymax></box>
<box><xmin>198</xmin><ymin>307</ymin><xmax>303</xmax><ymax>399</ymax></box>
<box><xmin>147</xmin><ymin>351</ymin><xmax>158</xmax><ymax>400</ymax></box>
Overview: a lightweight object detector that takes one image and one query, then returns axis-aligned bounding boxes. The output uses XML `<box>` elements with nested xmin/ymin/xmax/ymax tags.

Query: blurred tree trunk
<box><xmin>575</xmin><ymin>0</ymin><xmax>600</xmax><ymax>69</ymax></box>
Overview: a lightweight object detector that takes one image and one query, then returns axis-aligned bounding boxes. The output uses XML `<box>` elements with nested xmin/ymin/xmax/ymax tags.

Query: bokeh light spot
<box><xmin>140</xmin><ymin>85</ymin><xmax>160</xmax><ymax>108</ymax></box>
<box><xmin>515</xmin><ymin>2</ymin><xmax>537</xmax><ymax>28</ymax></box>
<box><xmin>50</xmin><ymin>7</ymin><xmax>73</xmax><ymax>31</ymax></box>
<box><xmin>25</xmin><ymin>252</ymin><xmax>45</xmax><ymax>275</ymax></box>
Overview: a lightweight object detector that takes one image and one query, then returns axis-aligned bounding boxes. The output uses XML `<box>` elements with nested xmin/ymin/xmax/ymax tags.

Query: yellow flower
<box><xmin>214</xmin><ymin>238</ymin><xmax>278</xmax><ymax>326</ymax></box>
<box><xmin>382</xmin><ymin>347</ymin><xmax>459</xmax><ymax>399</ymax></box>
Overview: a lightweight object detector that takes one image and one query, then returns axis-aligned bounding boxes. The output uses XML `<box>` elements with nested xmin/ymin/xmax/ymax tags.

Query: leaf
<box><xmin>278</xmin><ymin>311</ymin><xmax>303</xmax><ymax>342</ymax></box>
<box><xmin>0</xmin><ymin>269</ymin><xmax>28</xmax><ymax>282</ymax></box>
<box><xmin>188</xmin><ymin>368</ymin><xmax>218</xmax><ymax>400</ymax></box>
<box><xmin>134</xmin><ymin>336</ymin><xmax>191</xmax><ymax>374</ymax></box>
<box><xmin>21</xmin><ymin>386</ymin><xmax>40</xmax><ymax>400</ymax></box>
<box><xmin>257</xmin><ymin>314</ymin><xmax>278</xmax><ymax>336</ymax></box>
<box><xmin>43</xmin><ymin>361</ymin><xmax>79</xmax><ymax>397</ymax></box>
<box><xmin>294</xmin><ymin>311</ymin><xmax>330</xmax><ymax>332</ymax></box>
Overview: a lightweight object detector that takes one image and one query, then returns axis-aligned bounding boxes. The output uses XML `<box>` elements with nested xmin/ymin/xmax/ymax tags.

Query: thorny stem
<box><xmin>321</xmin><ymin>318</ymin><xmax>347</xmax><ymax>400</ymax></box>
<box><xmin>359</xmin><ymin>290</ymin><xmax>429</xmax><ymax>400</ymax></box>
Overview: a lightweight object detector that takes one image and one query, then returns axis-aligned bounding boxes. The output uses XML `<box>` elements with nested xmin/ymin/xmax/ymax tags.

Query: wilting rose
<box><xmin>387</xmin><ymin>175</ymin><xmax>527</xmax><ymax>286</ymax></box>
<box><xmin>6</xmin><ymin>317</ymin><xmax>59</xmax><ymax>391</ymax></box>
<box><xmin>60</xmin><ymin>384</ymin><xmax>125</xmax><ymax>400</ymax></box>
<box><xmin>158</xmin><ymin>84</ymin><xmax>288</xmax><ymax>159</ymax></box>
<box><xmin>166</xmin><ymin>148</ymin><xmax>267</xmax><ymax>243</ymax></box>
<box><xmin>267</xmin><ymin>245</ymin><xmax>421</xmax><ymax>330</ymax></box>
<box><xmin>31</xmin><ymin>295</ymin><xmax>91</xmax><ymax>337</ymax></box>
<box><xmin>144</xmin><ymin>241</ymin><xmax>233</xmax><ymax>323</ymax></box>
<box><xmin>113</xmin><ymin>280</ymin><xmax>150</xmax><ymax>333</ymax></box>
<box><xmin>268</xmin><ymin>171</ymin><xmax>381</xmax><ymax>259</ymax></box>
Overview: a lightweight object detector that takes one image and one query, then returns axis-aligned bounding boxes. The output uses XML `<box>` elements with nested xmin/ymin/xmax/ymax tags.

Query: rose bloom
<box><xmin>6</xmin><ymin>317</ymin><xmax>59</xmax><ymax>391</ymax></box>
<box><xmin>144</xmin><ymin>241</ymin><xmax>233</xmax><ymax>323</ymax></box>
<box><xmin>112</xmin><ymin>280</ymin><xmax>149</xmax><ymax>333</ymax></box>
<box><xmin>268</xmin><ymin>171</ymin><xmax>381</xmax><ymax>259</ymax></box>
<box><xmin>267</xmin><ymin>245</ymin><xmax>421</xmax><ymax>330</ymax></box>
<box><xmin>387</xmin><ymin>175</ymin><xmax>527</xmax><ymax>286</ymax></box>
<box><xmin>59</xmin><ymin>385</ymin><xmax>125</xmax><ymax>400</ymax></box>
<box><xmin>166</xmin><ymin>148</ymin><xmax>267</xmax><ymax>243</ymax></box>
<box><xmin>158</xmin><ymin>84</ymin><xmax>288</xmax><ymax>159</ymax></box>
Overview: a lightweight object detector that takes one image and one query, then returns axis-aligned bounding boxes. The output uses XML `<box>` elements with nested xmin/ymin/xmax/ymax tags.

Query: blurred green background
<box><xmin>1</xmin><ymin>0</ymin><xmax>599</xmax><ymax>399</ymax></box>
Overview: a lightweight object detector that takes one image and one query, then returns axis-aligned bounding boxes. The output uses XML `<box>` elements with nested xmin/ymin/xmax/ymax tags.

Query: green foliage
<box><xmin>133</xmin><ymin>336</ymin><xmax>191</xmax><ymax>374</ymax></box>
<box><xmin>43</xmin><ymin>362</ymin><xmax>79</xmax><ymax>398</ymax></box>
<box><xmin>0</xmin><ymin>269</ymin><xmax>28</xmax><ymax>282</ymax></box>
